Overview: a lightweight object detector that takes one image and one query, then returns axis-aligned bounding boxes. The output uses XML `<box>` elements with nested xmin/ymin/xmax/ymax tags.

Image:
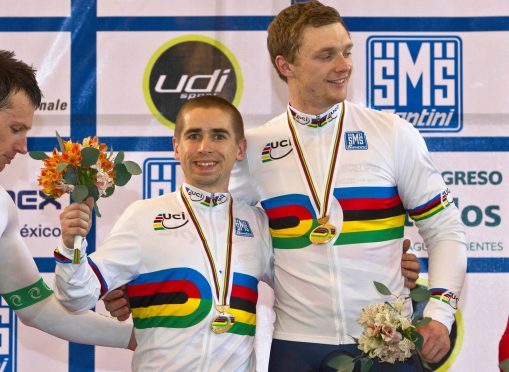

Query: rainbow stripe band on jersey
<box><xmin>408</xmin><ymin>190</ymin><xmax>452</xmax><ymax>221</ymax></box>
<box><xmin>1</xmin><ymin>278</ymin><xmax>53</xmax><ymax>310</ymax></box>
<box><xmin>430</xmin><ymin>288</ymin><xmax>459</xmax><ymax>309</ymax></box>
<box><xmin>333</xmin><ymin>186</ymin><xmax>406</xmax><ymax>245</ymax></box>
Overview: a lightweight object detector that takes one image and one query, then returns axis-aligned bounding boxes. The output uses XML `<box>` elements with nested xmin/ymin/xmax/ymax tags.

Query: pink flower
<box><xmin>381</xmin><ymin>325</ymin><xmax>403</xmax><ymax>342</ymax></box>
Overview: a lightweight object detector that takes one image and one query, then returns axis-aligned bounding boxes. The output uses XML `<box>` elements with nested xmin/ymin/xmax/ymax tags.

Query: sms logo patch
<box><xmin>367</xmin><ymin>36</ymin><xmax>463</xmax><ymax>133</ymax></box>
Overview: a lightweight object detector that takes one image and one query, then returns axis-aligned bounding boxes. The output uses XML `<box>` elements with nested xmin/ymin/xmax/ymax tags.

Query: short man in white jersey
<box><xmin>0</xmin><ymin>50</ymin><xmax>134</xmax><ymax>350</ymax></box>
<box><xmin>229</xmin><ymin>2</ymin><xmax>467</xmax><ymax>370</ymax></box>
<box><xmin>53</xmin><ymin>96</ymin><xmax>273</xmax><ymax>371</ymax></box>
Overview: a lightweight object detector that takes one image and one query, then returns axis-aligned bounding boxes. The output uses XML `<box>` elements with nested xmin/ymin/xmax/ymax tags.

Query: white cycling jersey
<box><xmin>230</xmin><ymin>100</ymin><xmax>466</xmax><ymax>345</ymax></box>
<box><xmin>54</xmin><ymin>183</ymin><xmax>273</xmax><ymax>371</ymax></box>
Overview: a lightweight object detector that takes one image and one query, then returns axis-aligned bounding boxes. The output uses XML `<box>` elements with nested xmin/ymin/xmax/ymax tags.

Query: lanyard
<box><xmin>180</xmin><ymin>186</ymin><xmax>233</xmax><ymax>306</ymax></box>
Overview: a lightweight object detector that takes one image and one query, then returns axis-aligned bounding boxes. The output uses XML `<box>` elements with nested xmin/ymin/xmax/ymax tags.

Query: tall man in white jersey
<box><xmin>54</xmin><ymin>96</ymin><xmax>273</xmax><ymax>371</ymax></box>
<box><xmin>228</xmin><ymin>2</ymin><xmax>466</xmax><ymax>370</ymax></box>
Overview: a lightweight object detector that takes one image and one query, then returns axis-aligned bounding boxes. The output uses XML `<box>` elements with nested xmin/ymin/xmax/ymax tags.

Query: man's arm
<box><xmin>0</xmin><ymin>190</ymin><xmax>133</xmax><ymax>349</ymax></box>
<box><xmin>54</xmin><ymin>198</ymin><xmax>141</xmax><ymax>312</ymax></box>
<box><xmin>394</xmin><ymin>119</ymin><xmax>467</xmax><ymax>363</ymax></box>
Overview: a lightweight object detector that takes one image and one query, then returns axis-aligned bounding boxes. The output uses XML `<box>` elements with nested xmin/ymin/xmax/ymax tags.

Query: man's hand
<box><xmin>401</xmin><ymin>239</ymin><xmax>420</xmax><ymax>289</ymax></box>
<box><xmin>60</xmin><ymin>197</ymin><xmax>94</xmax><ymax>248</ymax></box>
<box><xmin>103</xmin><ymin>285</ymin><xmax>131</xmax><ymax>321</ymax></box>
<box><xmin>417</xmin><ymin>320</ymin><xmax>450</xmax><ymax>363</ymax></box>
<box><xmin>127</xmin><ymin>327</ymin><xmax>137</xmax><ymax>351</ymax></box>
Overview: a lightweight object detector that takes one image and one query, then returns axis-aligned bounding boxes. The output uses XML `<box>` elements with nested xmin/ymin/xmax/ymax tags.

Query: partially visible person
<box><xmin>53</xmin><ymin>96</ymin><xmax>273</xmax><ymax>371</ymax></box>
<box><xmin>0</xmin><ymin>50</ymin><xmax>134</xmax><ymax>349</ymax></box>
<box><xmin>500</xmin><ymin>316</ymin><xmax>509</xmax><ymax>371</ymax></box>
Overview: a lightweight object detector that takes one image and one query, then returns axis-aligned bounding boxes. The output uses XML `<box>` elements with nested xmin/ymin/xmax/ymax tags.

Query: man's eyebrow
<box><xmin>212</xmin><ymin>128</ymin><xmax>230</xmax><ymax>135</ymax></box>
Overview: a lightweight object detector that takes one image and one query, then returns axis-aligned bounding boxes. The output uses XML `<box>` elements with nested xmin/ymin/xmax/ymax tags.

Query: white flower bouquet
<box><xmin>327</xmin><ymin>282</ymin><xmax>432</xmax><ymax>372</ymax></box>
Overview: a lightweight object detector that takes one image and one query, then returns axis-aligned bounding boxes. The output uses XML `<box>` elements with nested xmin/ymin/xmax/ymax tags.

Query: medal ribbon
<box><xmin>286</xmin><ymin>102</ymin><xmax>345</xmax><ymax>219</ymax></box>
<box><xmin>180</xmin><ymin>186</ymin><xmax>233</xmax><ymax>306</ymax></box>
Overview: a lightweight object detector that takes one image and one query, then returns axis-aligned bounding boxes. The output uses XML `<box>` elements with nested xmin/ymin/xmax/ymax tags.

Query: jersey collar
<box><xmin>182</xmin><ymin>183</ymin><xmax>230</xmax><ymax>208</ymax></box>
<box><xmin>288</xmin><ymin>103</ymin><xmax>341</xmax><ymax>128</ymax></box>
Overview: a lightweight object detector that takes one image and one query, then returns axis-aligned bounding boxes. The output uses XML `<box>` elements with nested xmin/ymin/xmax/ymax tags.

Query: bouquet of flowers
<box><xmin>30</xmin><ymin>132</ymin><xmax>141</xmax><ymax>263</ymax></box>
<box><xmin>327</xmin><ymin>282</ymin><xmax>432</xmax><ymax>372</ymax></box>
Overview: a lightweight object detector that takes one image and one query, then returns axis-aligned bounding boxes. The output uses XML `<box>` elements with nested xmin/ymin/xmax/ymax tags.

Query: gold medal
<box><xmin>309</xmin><ymin>223</ymin><xmax>337</xmax><ymax>244</ymax></box>
<box><xmin>211</xmin><ymin>305</ymin><xmax>235</xmax><ymax>334</ymax></box>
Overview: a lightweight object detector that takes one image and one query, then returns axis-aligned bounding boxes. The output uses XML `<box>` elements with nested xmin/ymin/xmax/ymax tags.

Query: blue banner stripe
<box><xmin>96</xmin><ymin>16</ymin><xmax>274</xmax><ymax>31</ymax></box>
<box><xmin>36</xmin><ymin>257</ymin><xmax>509</xmax><ymax>274</ymax></box>
<box><xmin>27</xmin><ymin>136</ymin><xmax>509</xmax><ymax>152</ymax></box>
<box><xmin>1</xmin><ymin>16</ymin><xmax>509</xmax><ymax>32</ymax></box>
<box><xmin>419</xmin><ymin>257</ymin><xmax>509</xmax><ymax>273</ymax></box>
<box><xmin>0</xmin><ymin>17</ymin><xmax>70</xmax><ymax>31</ymax></box>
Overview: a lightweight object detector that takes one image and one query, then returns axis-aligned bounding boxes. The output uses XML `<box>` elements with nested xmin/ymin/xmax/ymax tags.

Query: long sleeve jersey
<box><xmin>230</xmin><ymin>100</ymin><xmax>467</xmax><ymax>345</ymax></box>
<box><xmin>54</xmin><ymin>184</ymin><xmax>273</xmax><ymax>371</ymax></box>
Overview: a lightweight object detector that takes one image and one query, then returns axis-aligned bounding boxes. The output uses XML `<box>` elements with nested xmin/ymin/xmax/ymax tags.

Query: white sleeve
<box><xmin>15</xmin><ymin>296</ymin><xmax>132</xmax><ymax>348</ymax></box>
<box><xmin>54</xmin><ymin>201</ymin><xmax>142</xmax><ymax>312</ymax></box>
<box><xmin>393</xmin><ymin>119</ymin><xmax>467</xmax><ymax>331</ymax></box>
<box><xmin>0</xmin><ymin>188</ymin><xmax>131</xmax><ymax>348</ymax></box>
<box><xmin>230</xmin><ymin>156</ymin><xmax>260</xmax><ymax>206</ymax></box>
<box><xmin>254</xmin><ymin>207</ymin><xmax>274</xmax><ymax>287</ymax></box>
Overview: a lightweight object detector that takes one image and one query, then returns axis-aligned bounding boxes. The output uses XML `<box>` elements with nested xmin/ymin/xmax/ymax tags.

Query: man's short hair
<box><xmin>0</xmin><ymin>50</ymin><xmax>42</xmax><ymax>109</ymax></box>
<box><xmin>267</xmin><ymin>1</ymin><xmax>347</xmax><ymax>82</ymax></box>
<box><xmin>175</xmin><ymin>96</ymin><xmax>244</xmax><ymax>142</ymax></box>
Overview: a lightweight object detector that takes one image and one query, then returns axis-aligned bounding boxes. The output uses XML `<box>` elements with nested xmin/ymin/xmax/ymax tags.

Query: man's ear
<box><xmin>173</xmin><ymin>137</ymin><xmax>180</xmax><ymax>160</ymax></box>
<box><xmin>274</xmin><ymin>55</ymin><xmax>294</xmax><ymax>79</ymax></box>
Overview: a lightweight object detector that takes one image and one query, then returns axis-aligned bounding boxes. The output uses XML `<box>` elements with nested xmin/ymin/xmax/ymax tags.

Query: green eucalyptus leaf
<box><xmin>114</xmin><ymin>163</ymin><xmax>132</xmax><ymax>186</ymax></box>
<box><xmin>326</xmin><ymin>354</ymin><xmax>355</xmax><ymax>372</ymax></box>
<box><xmin>104</xmin><ymin>185</ymin><xmax>115</xmax><ymax>198</ymax></box>
<box><xmin>123</xmin><ymin>160</ymin><xmax>142</xmax><ymax>175</ymax></box>
<box><xmin>29</xmin><ymin>151</ymin><xmax>48</xmax><ymax>160</ymax></box>
<box><xmin>374</xmin><ymin>281</ymin><xmax>392</xmax><ymax>296</ymax></box>
<box><xmin>93</xmin><ymin>201</ymin><xmax>102</xmax><ymax>218</ymax></box>
<box><xmin>80</xmin><ymin>147</ymin><xmax>100</xmax><ymax>166</ymax></box>
<box><xmin>56</xmin><ymin>131</ymin><xmax>65</xmax><ymax>152</ymax></box>
<box><xmin>410</xmin><ymin>287</ymin><xmax>431</xmax><ymax>302</ymax></box>
<box><xmin>87</xmin><ymin>185</ymin><xmax>100</xmax><ymax>202</ymax></box>
<box><xmin>55</xmin><ymin>162</ymin><xmax>68</xmax><ymax>173</ymax></box>
<box><xmin>412</xmin><ymin>317</ymin><xmax>432</xmax><ymax>328</ymax></box>
<box><xmin>359</xmin><ymin>357</ymin><xmax>373</xmax><ymax>372</ymax></box>
<box><xmin>71</xmin><ymin>185</ymin><xmax>88</xmax><ymax>203</ymax></box>
<box><xmin>500</xmin><ymin>359</ymin><xmax>509</xmax><ymax>372</ymax></box>
<box><xmin>414</xmin><ymin>332</ymin><xmax>424</xmax><ymax>351</ymax></box>
<box><xmin>114</xmin><ymin>151</ymin><xmax>124</xmax><ymax>164</ymax></box>
<box><xmin>63</xmin><ymin>167</ymin><xmax>78</xmax><ymax>185</ymax></box>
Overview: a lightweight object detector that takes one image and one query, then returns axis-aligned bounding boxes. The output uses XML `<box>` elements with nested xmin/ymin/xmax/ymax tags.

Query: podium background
<box><xmin>0</xmin><ymin>0</ymin><xmax>508</xmax><ymax>371</ymax></box>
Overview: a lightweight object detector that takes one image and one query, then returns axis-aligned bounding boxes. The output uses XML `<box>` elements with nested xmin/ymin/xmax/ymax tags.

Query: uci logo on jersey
<box><xmin>185</xmin><ymin>187</ymin><xmax>205</xmax><ymax>202</ymax></box>
<box><xmin>235</xmin><ymin>218</ymin><xmax>254</xmax><ymax>237</ymax></box>
<box><xmin>153</xmin><ymin>212</ymin><xmax>189</xmax><ymax>230</ymax></box>
<box><xmin>367</xmin><ymin>36</ymin><xmax>463</xmax><ymax>133</ymax></box>
<box><xmin>345</xmin><ymin>131</ymin><xmax>368</xmax><ymax>150</ymax></box>
<box><xmin>261</xmin><ymin>139</ymin><xmax>293</xmax><ymax>163</ymax></box>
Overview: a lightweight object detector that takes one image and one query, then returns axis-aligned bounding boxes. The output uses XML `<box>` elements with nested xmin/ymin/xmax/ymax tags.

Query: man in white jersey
<box><xmin>53</xmin><ymin>96</ymin><xmax>273</xmax><ymax>371</ymax></box>
<box><xmin>0</xmin><ymin>50</ymin><xmax>134</xmax><ymax>351</ymax></box>
<box><xmin>228</xmin><ymin>2</ymin><xmax>466</xmax><ymax>370</ymax></box>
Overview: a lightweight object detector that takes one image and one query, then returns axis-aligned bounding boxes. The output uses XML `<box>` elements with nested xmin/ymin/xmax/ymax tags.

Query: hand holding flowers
<box><xmin>30</xmin><ymin>132</ymin><xmax>141</xmax><ymax>263</ymax></box>
<box><xmin>327</xmin><ymin>282</ymin><xmax>433</xmax><ymax>372</ymax></box>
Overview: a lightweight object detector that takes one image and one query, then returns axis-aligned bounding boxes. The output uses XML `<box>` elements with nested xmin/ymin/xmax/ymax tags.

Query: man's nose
<box><xmin>15</xmin><ymin>134</ymin><xmax>28</xmax><ymax>154</ymax></box>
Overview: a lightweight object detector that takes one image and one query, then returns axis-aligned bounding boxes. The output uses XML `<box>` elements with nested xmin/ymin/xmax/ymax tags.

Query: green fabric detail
<box><xmin>1</xmin><ymin>278</ymin><xmax>53</xmax><ymax>310</ymax></box>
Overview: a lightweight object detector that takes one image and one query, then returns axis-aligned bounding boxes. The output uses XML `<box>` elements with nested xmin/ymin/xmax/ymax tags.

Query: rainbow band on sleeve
<box><xmin>408</xmin><ymin>190</ymin><xmax>452</xmax><ymax>221</ymax></box>
<box><xmin>1</xmin><ymin>278</ymin><xmax>53</xmax><ymax>310</ymax></box>
<box><xmin>54</xmin><ymin>248</ymin><xmax>72</xmax><ymax>263</ymax></box>
<box><xmin>430</xmin><ymin>288</ymin><xmax>459</xmax><ymax>309</ymax></box>
<box><xmin>88</xmin><ymin>257</ymin><xmax>109</xmax><ymax>298</ymax></box>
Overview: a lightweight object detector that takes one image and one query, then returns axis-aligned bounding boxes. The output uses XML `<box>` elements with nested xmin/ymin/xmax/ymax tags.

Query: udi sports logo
<box><xmin>144</xmin><ymin>35</ymin><xmax>243</xmax><ymax>129</ymax></box>
<box><xmin>367</xmin><ymin>36</ymin><xmax>463</xmax><ymax>133</ymax></box>
<box><xmin>0</xmin><ymin>298</ymin><xmax>17</xmax><ymax>372</ymax></box>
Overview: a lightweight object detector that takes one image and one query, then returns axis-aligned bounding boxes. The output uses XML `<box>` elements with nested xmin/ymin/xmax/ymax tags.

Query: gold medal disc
<box><xmin>309</xmin><ymin>223</ymin><xmax>337</xmax><ymax>244</ymax></box>
<box><xmin>211</xmin><ymin>305</ymin><xmax>235</xmax><ymax>334</ymax></box>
